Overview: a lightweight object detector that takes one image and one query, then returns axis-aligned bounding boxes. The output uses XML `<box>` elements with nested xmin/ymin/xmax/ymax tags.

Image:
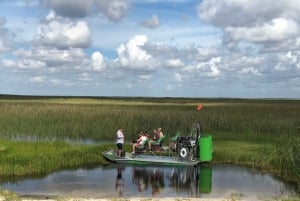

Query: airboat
<box><xmin>102</xmin><ymin>123</ymin><xmax>213</xmax><ymax>166</ymax></box>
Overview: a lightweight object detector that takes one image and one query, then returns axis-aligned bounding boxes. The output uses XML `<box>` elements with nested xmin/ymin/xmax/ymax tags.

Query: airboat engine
<box><xmin>178</xmin><ymin>136</ymin><xmax>196</xmax><ymax>159</ymax></box>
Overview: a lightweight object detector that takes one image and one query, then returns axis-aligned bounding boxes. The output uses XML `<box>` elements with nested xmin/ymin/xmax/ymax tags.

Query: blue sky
<box><xmin>0</xmin><ymin>0</ymin><xmax>300</xmax><ymax>98</ymax></box>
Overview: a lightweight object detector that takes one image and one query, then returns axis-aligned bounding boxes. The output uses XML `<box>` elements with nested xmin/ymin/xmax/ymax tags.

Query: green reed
<box><xmin>0</xmin><ymin>139</ymin><xmax>110</xmax><ymax>177</ymax></box>
<box><xmin>0</xmin><ymin>96</ymin><xmax>299</xmax><ymax>189</ymax></box>
<box><xmin>1</xmin><ymin>98</ymin><xmax>299</xmax><ymax>141</ymax></box>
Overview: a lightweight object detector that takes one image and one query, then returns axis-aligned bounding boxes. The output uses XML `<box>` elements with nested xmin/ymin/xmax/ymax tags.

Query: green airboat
<box><xmin>102</xmin><ymin>123</ymin><xmax>213</xmax><ymax>166</ymax></box>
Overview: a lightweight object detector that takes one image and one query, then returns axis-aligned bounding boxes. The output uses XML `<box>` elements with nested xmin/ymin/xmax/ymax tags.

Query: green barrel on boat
<box><xmin>199</xmin><ymin>134</ymin><xmax>212</xmax><ymax>161</ymax></box>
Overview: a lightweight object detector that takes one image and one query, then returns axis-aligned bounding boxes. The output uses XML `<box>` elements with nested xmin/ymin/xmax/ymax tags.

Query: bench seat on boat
<box><xmin>136</xmin><ymin>138</ymin><xmax>149</xmax><ymax>153</ymax></box>
<box><xmin>151</xmin><ymin>135</ymin><xmax>166</xmax><ymax>151</ymax></box>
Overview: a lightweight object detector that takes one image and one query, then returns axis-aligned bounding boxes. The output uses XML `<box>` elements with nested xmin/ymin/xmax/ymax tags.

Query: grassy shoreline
<box><xmin>0</xmin><ymin>97</ymin><xmax>299</xmax><ymax>191</ymax></box>
<box><xmin>0</xmin><ymin>138</ymin><xmax>299</xmax><ymax>191</ymax></box>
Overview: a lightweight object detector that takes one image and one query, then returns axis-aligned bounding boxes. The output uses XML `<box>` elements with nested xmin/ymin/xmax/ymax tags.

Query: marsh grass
<box><xmin>0</xmin><ymin>139</ymin><xmax>107</xmax><ymax>177</ymax></box>
<box><xmin>0</xmin><ymin>98</ymin><xmax>299</xmax><ymax>141</ymax></box>
<box><xmin>1</xmin><ymin>99</ymin><xmax>298</xmax><ymax>155</ymax></box>
<box><xmin>0</xmin><ymin>96</ymin><xmax>299</xmax><ymax>189</ymax></box>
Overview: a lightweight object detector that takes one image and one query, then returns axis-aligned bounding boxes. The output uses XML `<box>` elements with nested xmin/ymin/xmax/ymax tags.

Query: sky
<box><xmin>0</xmin><ymin>0</ymin><xmax>300</xmax><ymax>98</ymax></box>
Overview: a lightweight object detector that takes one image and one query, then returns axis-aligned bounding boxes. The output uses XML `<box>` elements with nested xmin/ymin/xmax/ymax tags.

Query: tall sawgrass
<box><xmin>0</xmin><ymin>139</ymin><xmax>108</xmax><ymax>178</ymax></box>
<box><xmin>0</xmin><ymin>96</ymin><xmax>299</xmax><ymax>189</ymax></box>
<box><xmin>0</xmin><ymin>98</ymin><xmax>299</xmax><ymax>141</ymax></box>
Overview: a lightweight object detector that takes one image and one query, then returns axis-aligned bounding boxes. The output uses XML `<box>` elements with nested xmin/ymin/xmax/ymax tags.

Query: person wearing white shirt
<box><xmin>116</xmin><ymin>127</ymin><xmax>125</xmax><ymax>157</ymax></box>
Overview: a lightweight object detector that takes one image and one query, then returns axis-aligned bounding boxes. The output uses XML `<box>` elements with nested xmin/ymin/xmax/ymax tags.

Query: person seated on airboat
<box><xmin>132</xmin><ymin>132</ymin><xmax>148</xmax><ymax>154</ymax></box>
<box><xmin>148</xmin><ymin>128</ymin><xmax>164</xmax><ymax>151</ymax></box>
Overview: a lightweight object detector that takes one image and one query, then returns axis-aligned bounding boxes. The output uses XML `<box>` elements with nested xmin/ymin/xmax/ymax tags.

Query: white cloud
<box><xmin>91</xmin><ymin>51</ymin><xmax>106</xmax><ymax>71</ymax></box>
<box><xmin>115</xmin><ymin>35</ymin><xmax>153</xmax><ymax>69</ymax></box>
<box><xmin>142</xmin><ymin>14</ymin><xmax>160</xmax><ymax>28</ymax></box>
<box><xmin>0</xmin><ymin>17</ymin><xmax>14</xmax><ymax>52</ymax></box>
<box><xmin>30</xmin><ymin>76</ymin><xmax>46</xmax><ymax>83</ymax></box>
<box><xmin>104</xmin><ymin>0</ymin><xmax>129</xmax><ymax>22</ymax></box>
<box><xmin>18</xmin><ymin>59</ymin><xmax>46</xmax><ymax>69</ymax></box>
<box><xmin>42</xmin><ymin>0</ymin><xmax>93</xmax><ymax>18</ymax></box>
<box><xmin>0</xmin><ymin>17</ymin><xmax>6</xmax><ymax>26</ymax></box>
<box><xmin>165</xmin><ymin>58</ymin><xmax>184</xmax><ymax>68</ymax></box>
<box><xmin>209</xmin><ymin>65</ymin><xmax>220</xmax><ymax>77</ymax></box>
<box><xmin>226</xmin><ymin>18</ymin><xmax>299</xmax><ymax>43</ymax></box>
<box><xmin>138</xmin><ymin>74</ymin><xmax>152</xmax><ymax>81</ymax></box>
<box><xmin>240</xmin><ymin>67</ymin><xmax>260</xmax><ymax>75</ymax></box>
<box><xmin>0</xmin><ymin>40</ymin><xmax>11</xmax><ymax>52</ymax></box>
<box><xmin>50</xmin><ymin>79</ymin><xmax>74</xmax><ymax>87</ymax></box>
<box><xmin>79</xmin><ymin>73</ymin><xmax>92</xmax><ymax>81</ymax></box>
<box><xmin>174</xmin><ymin>73</ymin><xmax>183</xmax><ymax>82</ymax></box>
<box><xmin>165</xmin><ymin>85</ymin><xmax>174</xmax><ymax>91</ymax></box>
<box><xmin>35</xmin><ymin>11</ymin><xmax>91</xmax><ymax>49</ymax></box>
<box><xmin>42</xmin><ymin>0</ymin><xmax>129</xmax><ymax>21</ymax></box>
<box><xmin>198</xmin><ymin>0</ymin><xmax>300</xmax><ymax>27</ymax></box>
<box><xmin>192</xmin><ymin>57</ymin><xmax>221</xmax><ymax>78</ymax></box>
<box><xmin>1</xmin><ymin>59</ymin><xmax>15</xmax><ymax>67</ymax></box>
<box><xmin>14</xmin><ymin>46</ymin><xmax>86</xmax><ymax>66</ymax></box>
<box><xmin>197</xmin><ymin>0</ymin><xmax>300</xmax><ymax>52</ymax></box>
<box><xmin>126</xmin><ymin>83</ymin><xmax>134</xmax><ymax>88</ymax></box>
<box><xmin>1</xmin><ymin>0</ymin><xmax>39</xmax><ymax>7</ymax></box>
<box><xmin>1</xmin><ymin>0</ymin><xmax>300</xmax><ymax>98</ymax></box>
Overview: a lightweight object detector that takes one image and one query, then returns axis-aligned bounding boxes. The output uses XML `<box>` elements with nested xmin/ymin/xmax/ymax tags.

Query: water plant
<box><xmin>0</xmin><ymin>139</ymin><xmax>107</xmax><ymax>177</ymax></box>
<box><xmin>0</xmin><ymin>96</ymin><xmax>299</xmax><ymax>190</ymax></box>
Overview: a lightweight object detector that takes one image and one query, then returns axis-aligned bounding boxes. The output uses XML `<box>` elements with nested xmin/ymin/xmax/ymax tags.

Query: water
<box><xmin>1</xmin><ymin>164</ymin><xmax>298</xmax><ymax>200</ymax></box>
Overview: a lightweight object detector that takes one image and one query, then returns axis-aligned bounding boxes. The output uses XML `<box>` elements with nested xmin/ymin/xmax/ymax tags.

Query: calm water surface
<box><xmin>1</xmin><ymin>164</ymin><xmax>298</xmax><ymax>200</ymax></box>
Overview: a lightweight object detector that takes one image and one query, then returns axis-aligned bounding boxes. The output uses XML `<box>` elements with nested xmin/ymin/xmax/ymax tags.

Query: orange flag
<box><xmin>197</xmin><ymin>104</ymin><xmax>203</xmax><ymax>111</ymax></box>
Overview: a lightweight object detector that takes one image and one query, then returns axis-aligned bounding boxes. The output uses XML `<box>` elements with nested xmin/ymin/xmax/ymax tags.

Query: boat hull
<box><xmin>102</xmin><ymin>150</ymin><xmax>200</xmax><ymax>166</ymax></box>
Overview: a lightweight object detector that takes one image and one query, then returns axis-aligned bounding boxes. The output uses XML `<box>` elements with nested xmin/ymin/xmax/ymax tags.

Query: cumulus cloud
<box><xmin>225</xmin><ymin>18</ymin><xmax>299</xmax><ymax>43</ymax></box>
<box><xmin>17</xmin><ymin>59</ymin><xmax>47</xmax><ymax>69</ymax></box>
<box><xmin>142</xmin><ymin>14</ymin><xmax>160</xmax><ymax>28</ymax></box>
<box><xmin>1</xmin><ymin>0</ymin><xmax>300</xmax><ymax>97</ymax></box>
<box><xmin>165</xmin><ymin>58</ymin><xmax>184</xmax><ymax>68</ymax></box>
<box><xmin>115</xmin><ymin>35</ymin><xmax>153</xmax><ymax>69</ymax></box>
<box><xmin>13</xmin><ymin>46</ymin><xmax>87</xmax><ymax>68</ymax></box>
<box><xmin>101</xmin><ymin>0</ymin><xmax>129</xmax><ymax>22</ymax></box>
<box><xmin>30</xmin><ymin>76</ymin><xmax>46</xmax><ymax>83</ymax></box>
<box><xmin>173</xmin><ymin>73</ymin><xmax>183</xmax><ymax>82</ymax></box>
<box><xmin>0</xmin><ymin>17</ymin><xmax>6</xmax><ymax>26</ymax></box>
<box><xmin>91</xmin><ymin>51</ymin><xmax>106</xmax><ymax>71</ymax></box>
<box><xmin>42</xmin><ymin>0</ymin><xmax>129</xmax><ymax>22</ymax></box>
<box><xmin>197</xmin><ymin>0</ymin><xmax>300</xmax><ymax>27</ymax></box>
<box><xmin>113</xmin><ymin>34</ymin><xmax>225</xmax><ymax>83</ymax></box>
<box><xmin>198</xmin><ymin>57</ymin><xmax>221</xmax><ymax>78</ymax></box>
<box><xmin>34</xmin><ymin>11</ymin><xmax>91</xmax><ymax>49</ymax></box>
<box><xmin>50</xmin><ymin>79</ymin><xmax>74</xmax><ymax>87</ymax></box>
<box><xmin>79</xmin><ymin>73</ymin><xmax>92</xmax><ymax>81</ymax></box>
<box><xmin>0</xmin><ymin>40</ymin><xmax>10</xmax><ymax>52</ymax></box>
<box><xmin>42</xmin><ymin>0</ymin><xmax>93</xmax><ymax>18</ymax></box>
<box><xmin>145</xmin><ymin>43</ymin><xmax>218</xmax><ymax>64</ymax></box>
<box><xmin>197</xmin><ymin>0</ymin><xmax>300</xmax><ymax>52</ymax></box>
<box><xmin>195</xmin><ymin>0</ymin><xmax>300</xmax><ymax>90</ymax></box>
<box><xmin>138</xmin><ymin>74</ymin><xmax>152</xmax><ymax>83</ymax></box>
<box><xmin>0</xmin><ymin>17</ymin><xmax>14</xmax><ymax>52</ymax></box>
<box><xmin>1</xmin><ymin>59</ymin><xmax>15</xmax><ymax>68</ymax></box>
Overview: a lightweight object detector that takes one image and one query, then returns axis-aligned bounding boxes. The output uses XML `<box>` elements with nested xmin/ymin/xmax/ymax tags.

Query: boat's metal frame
<box><xmin>102</xmin><ymin>123</ymin><xmax>209</xmax><ymax>166</ymax></box>
<box><xmin>102</xmin><ymin>149</ymin><xmax>200</xmax><ymax>166</ymax></box>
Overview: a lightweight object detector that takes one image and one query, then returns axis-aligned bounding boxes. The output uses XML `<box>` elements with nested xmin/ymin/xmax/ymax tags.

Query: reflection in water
<box><xmin>168</xmin><ymin>167</ymin><xmax>200</xmax><ymax>196</ymax></box>
<box><xmin>171</xmin><ymin>166</ymin><xmax>212</xmax><ymax>195</ymax></box>
<box><xmin>132</xmin><ymin>167</ymin><xmax>165</xmax><ymax>195</ymax></box>
<box><xmin>130</xmin><ymin>165</ymin><xmax>212</xmax><ymax>196</ymax></box>
<box><xmin>0</xmin><ymin>164</ymin><xmax>298</xmax><ymax>200</ymax></box>
<box><xmin>115</xmin><ymin>167</ymin><xmax>124</xmax><ymax>197</ymax></box>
